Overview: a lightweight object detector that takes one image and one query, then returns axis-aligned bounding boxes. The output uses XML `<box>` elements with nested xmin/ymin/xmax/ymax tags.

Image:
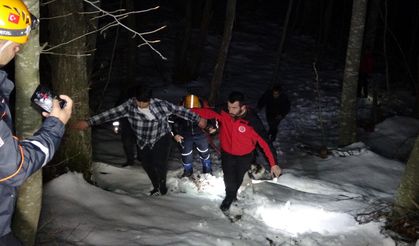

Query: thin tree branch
<box><xmin>42</xmin><ymin>1</ymin><xmax>167</xmax><ymax>60</ymax></box>
<box><xmin>42</xmin><ymin>52</ymin><xmax>92</xmax><ymax>57</ymax></box>
<box><xmin>83</xmin><ymin>0</ymin><xmax>167</xmax><ymax>60</ymax></box>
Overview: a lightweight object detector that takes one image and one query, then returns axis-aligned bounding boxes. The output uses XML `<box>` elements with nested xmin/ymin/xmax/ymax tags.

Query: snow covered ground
<box><xmin>36</xmin><ymin>117</ymin><xmax>411</xmax><ymax>245</ymax></box>
<box><xmin>36</xmin><ymin>9</ymin><xmax>418</xmax><ymax>246</ymax></box>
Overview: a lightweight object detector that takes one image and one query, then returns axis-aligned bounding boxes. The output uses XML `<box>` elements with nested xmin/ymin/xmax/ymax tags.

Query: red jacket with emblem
<box><xmin>192</xmin><ymin>108</ymin><xmax>276</xmax><ymax>167</ymax></box>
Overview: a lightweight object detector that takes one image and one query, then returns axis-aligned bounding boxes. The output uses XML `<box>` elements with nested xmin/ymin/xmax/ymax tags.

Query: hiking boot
<box><xmin>220</xmin><ymin>197</ymin><xmax>234</xmax><ymax>212</ymax></box>
<box><xmin>181</xmin><ymin>170</ymin><xmax>193</xmax><ymax>178</ymax></box>
<box><xmin>181</xmin><ymin>163</ymin><xmax>193</xmax><ymax>178</ymax></box>
<box><xmin>159</xmin><ymin>185</ymin><xmax>168</xmax><ymax>195</ymax></box>
<box><xmin>201</xmin><ymin>159</ymin><xmax>212</xmax><ymax>175</ymax></box>
<box><xmin>149</xmin><ymin>188</ymin><xmax>160</xmax><ymax>196</ymax></box>
<box><xmin>159</xmin><ymin>179</ymin><xmax>168</xmax><ymax>195</ymax></box>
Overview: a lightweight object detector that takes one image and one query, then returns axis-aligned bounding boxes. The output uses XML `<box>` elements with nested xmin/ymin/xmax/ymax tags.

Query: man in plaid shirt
<box><xmin>74</xmin><ymin>86</ymin><xmax>207</xmax><ymax>196</ymax></box>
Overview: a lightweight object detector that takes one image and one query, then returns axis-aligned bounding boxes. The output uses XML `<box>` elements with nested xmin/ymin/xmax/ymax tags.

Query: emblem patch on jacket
<box><xmin>238</xmin><ymin>126</ymin><xmax>246</xmax><ymax>133</ymax></box>
<box><xmin>0</xmin><ymin>137</ymin><xmax>4</xmax><ymax>148</ymax></box>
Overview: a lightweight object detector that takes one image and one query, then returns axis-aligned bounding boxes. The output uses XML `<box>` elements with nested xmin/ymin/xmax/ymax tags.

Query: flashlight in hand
<box><xmin>112</xmin><ymin>121</ymin><xmax>120</xmax><ymax>134</ymax></box>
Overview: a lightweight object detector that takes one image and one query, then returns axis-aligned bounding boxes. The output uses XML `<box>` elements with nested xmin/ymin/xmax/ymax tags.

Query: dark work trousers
<box><xmin>120</xmin><ymin>118</ymin><xmax>137</xmax><ymax>163</ymax></box>
<box><xmin>181</xmin><ymin>133</ymin><xmax>210</xmax><ymax>164</ymax></box>
<box><xmin>0</xmin><ymin>232</ymin><xmax>22</xmax><ymax>246</ymax></box>
<box><xmin>267</xmin><ymin>115</ymin><xmax>283</xmax><ymax>141</ymax></box>
<box><xmin>140</xmin><ymin>133</ymin><xmax>172</xmax><ymax>190</ymax></box>
<box><xmin>221</xmin><ymin>151</ymin><xmax>253</xmax><ymax>200</ymax></box>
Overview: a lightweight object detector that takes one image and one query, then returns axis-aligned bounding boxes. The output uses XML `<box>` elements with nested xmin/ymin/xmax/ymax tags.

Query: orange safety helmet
<box><xmin>0</xmin><ymin>0</ymin><xmax>38</xmax><ymax>44</ymax></box>
<box><xmin>184</xmin><ymin>94</ymin><xmax>201</xmax><ymax>109</ymax></box>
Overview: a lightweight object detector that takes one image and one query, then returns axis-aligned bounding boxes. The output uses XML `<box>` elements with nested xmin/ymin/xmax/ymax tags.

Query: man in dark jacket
<box><xmin>257</xmin><ymin>84</ymin><xmax>290</xmax><ymax>141</ymax></box>
<box><xmin>192</xmin><ymin>91</ymin><xmax>281</xmax><ymax>212</ymax></box>
<box><xmin>0</xmin><ymin>1</ymin><xmax>73</xmax><ymax>244</ymax></box>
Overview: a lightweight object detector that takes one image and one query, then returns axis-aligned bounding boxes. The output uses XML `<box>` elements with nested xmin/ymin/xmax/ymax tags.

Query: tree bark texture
<box><xmin>393</xmin><ymin>134</ymin><xmax>419</xmax><ymax>217</ymax></box>
<box><xmin>416</xmin><ymin>56</ymin><xmax>419</xmax><ymax>117</ymax></box>
<box><xmin>363</xmin><ymin>0</ymin><xmax>380</xmax><ymax>50</ymax></box>
<box><xmin>173</xmin><ymin>0</ymin><xmax>193</xmax><ymax>83</ymax></box>
<box><xmin>85</xmin><ymin>0</ymin><xmax>100</xmax><ymax>79</ymax></box>
<box><xmin>12</xmin><ymin>1</ymin><xmax>42</xmax><ymax>245</ymax></box>
<box><xmin>272</xmin><ymin>0</ymin><xmax>294</xmax><ymax>85</ymax></box>
<box><xmin>209</xmin><ymin>0</ymin><xmax>237</xmax><ymax>105</ymax></box>
<box><xmin>339</xmin><ymin>0</ymin><xmax>368</xmax><ymax>146</ymax></box>
<box><xmin>48</xmin><ymin>0</ymin><xmax>92</xmax><ymax>181</ymax></box>
<box><xmin>190</xmin><ymin>0</ymin><xmax>213</xmax><ymax>80</ymax></box>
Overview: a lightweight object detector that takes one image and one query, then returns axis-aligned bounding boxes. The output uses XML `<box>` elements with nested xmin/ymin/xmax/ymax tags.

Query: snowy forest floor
<box><xmin>36</xmin><ymin>12</ymin><xmax>419</xmax><ymax>246</ymax></box>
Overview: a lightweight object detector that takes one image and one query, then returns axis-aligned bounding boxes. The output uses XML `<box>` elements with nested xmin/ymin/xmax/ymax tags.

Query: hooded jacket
<box><xmin>0</xmin><ymin>70</ymin><xmax>65</xmax><ymax>237</ymax></box>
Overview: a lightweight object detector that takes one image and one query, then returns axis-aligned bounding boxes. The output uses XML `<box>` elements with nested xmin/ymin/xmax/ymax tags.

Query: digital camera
<box><xmin>31</xmin><ymin>85</ymin><xmax>66</xmax><ymax>113</ymax></box>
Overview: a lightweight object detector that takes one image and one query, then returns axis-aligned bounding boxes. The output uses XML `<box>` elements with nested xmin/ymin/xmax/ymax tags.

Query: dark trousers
<box><xmin>181</xmin><ymin>133</ymin><xmax>210</xmax><ymax>164</ymax></box>
<box><xmin>221</xmin><ymin>151</ymin><xmax>253</xmax><ymax>200</ymax></box>
<box><xmin>0</xmin><ymin>232</ymin><xmax>22</xmax><ymax>246</ymax></box>
<box><xmin>140</xmin><ymin>134</ymin><xmax>172</xmax><ymax>190</ymax></box>
<box><xmin>267</xmin><ymin>115</ymin><xmax>282</xmax><ymax>141</ymax></box>
<box><xmin>120</xmin><ymin>118</ymin><xmax>137</xmax><ymax>163</ymax></box>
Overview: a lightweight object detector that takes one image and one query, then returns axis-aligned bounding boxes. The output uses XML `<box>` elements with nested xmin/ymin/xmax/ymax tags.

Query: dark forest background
<box><xmin>5</xmin><ymin>1</ymin><xmax>419</xmax><ymax>245</ymax></box>
<box><xmin>37</xmin><ymin>0</ymin><xmax>419</xmax><ymax>113</ymax></box>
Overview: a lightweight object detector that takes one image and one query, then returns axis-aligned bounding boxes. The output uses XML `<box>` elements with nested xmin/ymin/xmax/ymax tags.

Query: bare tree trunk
<box><xmin>393</xmin><ymin>134</ymin><xmax>419</xmax><ymax>218</ymax></box>
<box><xmin>48</xmin><ymin>0</ymin><xmax>92</xmax><ymax>181</ymax></box>
<box><xmin>316</xmin><ymin>0</ymin><xmax>335</xmax><ymax>54</ymax></box>
<box><xmin>415</xmin><ymin>56</ymin><xmax>419</xmax><ymax>118</ymax></box>
<box><xmin>173</xmin><ymin>0</ymin><xmax>193</xmax><ymax>83</ymax></box>
<box><xmin>299</xmin><ymin>1</ymin><xmax>317</xmax><ymax>36</ymax></box>
<box><xmin>339</xmin><ymin>0</ymin><xmax>368</xmax><ymax>146</ymax></box>
<box><xmin>290</xmin><ymin>0</ymin><xmax>302</xmax><ymax>33</ymax></box>
<box><xmin>85</xmin><ymin>0</ymin><xmax>100</xmax><ymax>79</ymax></box>
<box><xmin>11</xmin><ymin>2</ymin><xmax>41</xmax><ymax>245</ymax></box>
<box><xmin>363</xmin><ymin>0</ymin><xmax>380</xmax><ymax>50</ymax></box>
<box><xmin>383</xmin><ymin>0</ymin><xmax>390</xmax><ymax>92</ymax></box>
<box><xmin>209</xmin><ymin>0</ymin><xmax>237</xmax><ymax>105</ymax></box>
<box><xmin>272</xmin><ymin>0</ymin><xmax>294</xmax><ymax>85</ymax></box>
<box><xmin>190</xmin><ymin>0</ymin><xmax>213</xmax><ymax>80</ymax></box>
<box><xmin>337</xmin><ymin>0</ymin><xmax>351</xmax><ymax>54</ymax></box>
<box><xmin>318</xmin><ymin>0</ymin><xmax>334</xmax><ymax>53</ymax></box>
<box><xmin>408</xmin><ymin>2</ymin><xmax>419</xmax><ymax>118</ymax></box>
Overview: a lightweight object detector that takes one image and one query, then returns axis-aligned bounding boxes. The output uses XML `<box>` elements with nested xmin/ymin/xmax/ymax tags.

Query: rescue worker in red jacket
<box><xmin>192</xmin><ymin>91</ymin><xmax>282</xmax><ymax>212</ymax></box>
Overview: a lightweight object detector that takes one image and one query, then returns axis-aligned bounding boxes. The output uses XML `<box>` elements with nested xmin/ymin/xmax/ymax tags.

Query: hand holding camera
<box><xmin>31</xmin><ymin>85</ymin><xmax>66</xmax><ymax>113</ymax></box>
<box><xmin>45</xmin><ymin>95</ymin><xmax>73</xmax><ymax>125</ymax></box>
<box><xmin>31</xmin><ymin>85</ymin><xmax>73</xmax><ymax>125</ymax></box>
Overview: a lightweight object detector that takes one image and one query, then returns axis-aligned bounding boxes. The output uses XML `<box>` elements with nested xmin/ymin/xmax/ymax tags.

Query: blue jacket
<box><xmin>0</xmin><ymin>70</ymin><xmax>65</xmax><ymax>237</ymax></box>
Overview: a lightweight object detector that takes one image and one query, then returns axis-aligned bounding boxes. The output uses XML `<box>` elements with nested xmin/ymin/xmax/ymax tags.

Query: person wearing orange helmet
<box><xmin>171</xmin><ymin>94</ymin><xmax>213</xmax><ymax>177</ymax></box>
<box><xmin>0</xmin><ymin>1</ymin><xmax>73</xmax><ymax>245</ymax></box>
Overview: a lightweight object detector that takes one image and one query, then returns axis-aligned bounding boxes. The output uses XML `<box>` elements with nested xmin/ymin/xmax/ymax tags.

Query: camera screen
<box><xmin>31</xmin><ymin>85</ymin><xmax>55</xmax><ymax>113</ymax></box>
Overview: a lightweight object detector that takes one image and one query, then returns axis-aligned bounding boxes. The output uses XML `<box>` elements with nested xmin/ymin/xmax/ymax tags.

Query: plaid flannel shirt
<box><xmin>88</xmin><ymin>98</ymin><xmax>201</xmax><ymax>149</ymax></box>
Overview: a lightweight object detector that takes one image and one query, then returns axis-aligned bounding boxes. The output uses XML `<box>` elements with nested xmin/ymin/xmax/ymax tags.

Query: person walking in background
<box><xmin>257</xmin><ymin>84</ymin><xmax>290</xmax><ymax>141</ymax></box>
<box><xmin>171</xmin><ymin>94</ymin><xmax>214</xmax><ymax>177</ymax></box>
<box><xmin>0</xmin><ymin>1</ymin><xmax>73</xmax><ymax>244</ymax></box>
<box><xmin>73</xmin><ymin>86</ymin><xmax>207</xmax><ymax>196</ymax></box>
<box><xmin>358</xmin><ymin>48</ymin><xmax>374</xmax><ymax>98</ymax></box>
<box><xmin>192</xmin><ymin>91</ymin><xmax>281</xmax><ymax>212</ymax></box>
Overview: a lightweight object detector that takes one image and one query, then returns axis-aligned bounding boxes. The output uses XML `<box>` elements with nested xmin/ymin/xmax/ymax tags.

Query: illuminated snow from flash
<box><xmin>257</xmin><ymin>201</ymin><xmax>357</xmax><ymax>235</ymax></box>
